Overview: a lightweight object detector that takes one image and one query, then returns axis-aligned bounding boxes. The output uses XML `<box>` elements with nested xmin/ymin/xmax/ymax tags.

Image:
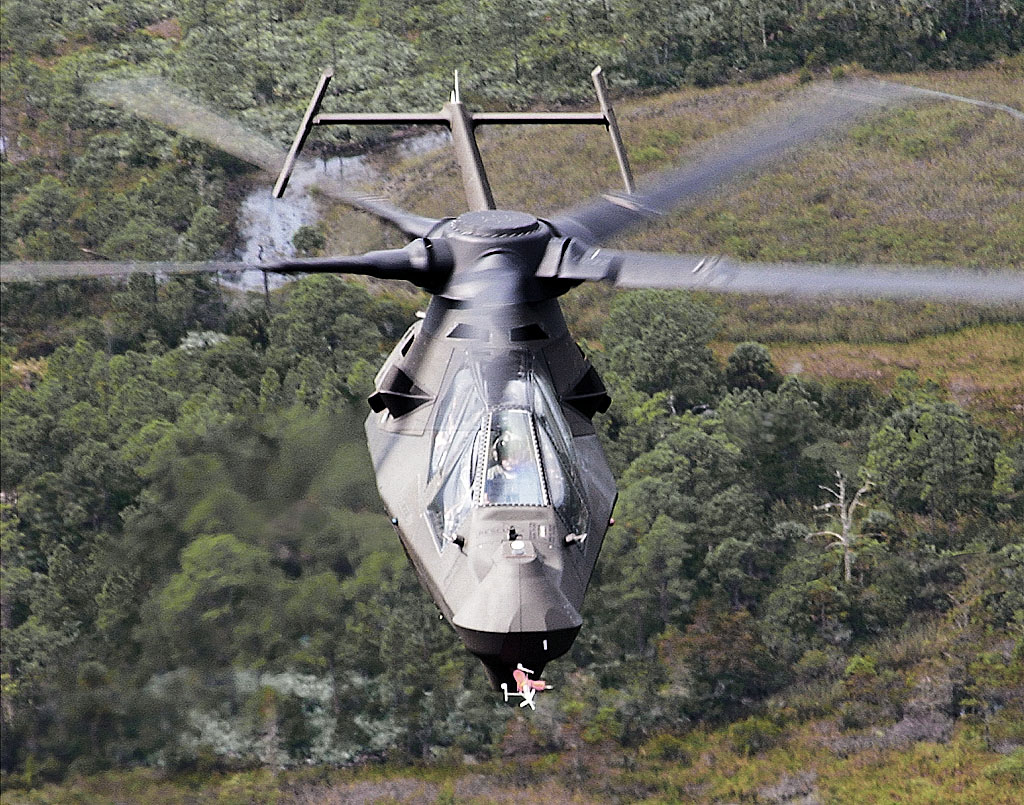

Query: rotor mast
<box><xmin>445</xmin><ymin>90</ymin><xmax>495</xmax><ymax>210</ymax></box>
<box><xmin>273</xmin><ymin>68</ymin><xmax>636</xmax><ymax>212</ymax></box>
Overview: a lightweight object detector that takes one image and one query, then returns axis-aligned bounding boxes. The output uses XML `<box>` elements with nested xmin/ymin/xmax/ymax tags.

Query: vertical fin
<box><xmin>591</xmin><ymin>66</ymin><xmax>635</xmax><ymax>195</ymax></box>
<box><xmin>274</xmin><ymin>68</ymin><xmax>335</xmax><ymax>198</ymax></box>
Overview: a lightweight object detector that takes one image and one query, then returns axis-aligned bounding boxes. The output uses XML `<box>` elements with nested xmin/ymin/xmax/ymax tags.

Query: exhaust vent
<box><xmin>368</xmin><ymin>367</ymin><xmax>432</xmax><ymax>418</ymax></box>
<box><xmin>565</xmin><ymin>367</ymin><xmax>611</xmax><ymax>419</ymax></box>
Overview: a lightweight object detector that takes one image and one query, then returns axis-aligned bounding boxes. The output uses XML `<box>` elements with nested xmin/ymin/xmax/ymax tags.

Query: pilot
<box><xmin>485</xmin><ymin>430</ymin><xmax>530</xmax><ymax>504</ymax></box>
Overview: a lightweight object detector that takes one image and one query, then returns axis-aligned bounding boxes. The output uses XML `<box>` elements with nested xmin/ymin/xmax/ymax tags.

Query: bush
<box><xmin>581</xmin><ymin>706</ymin><xmax>623</xmax><ymax>745</ymax></box>
<box><xmin>844</xmin><ymin>654</ymin><xmax>878</xmax><ymax>678</ymax></box>
<box><xmin>838</xmin><ymin>700</ymin><xmax>876</xmax><ymax>731</ymax></box>
<box><xmin>646</xmin><ymin>733</ymin><xmax>690</xmax><ymax>763</ymax></box>
<box><xmin>984</xmin><ymin>749</ymin><xmax>1024</xmax><ymax>785</ymax></box>
<box><xmin>292</xmin><ymin>225</ymin><xmax>326</xmax><ymax>257</ymax></box>
<box><xmin>726</xmin><ymin>716</ymin><xmax>783</xmax><ymax>756</ymax></box>
<box><xmin>794</xmin><ymin>648</ymin><xmax>839</xmax><ymax>681</ymax></box>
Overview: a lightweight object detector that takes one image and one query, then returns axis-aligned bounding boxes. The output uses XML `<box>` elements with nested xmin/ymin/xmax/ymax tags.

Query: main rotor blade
<box><xmin>90</xmin><ymin>78</ymin><xmax>284</xmax><ymax>171</ymax></box>
<box><xmin>545</xmin><ymin>248</ymin><xmax>1024</xmax><ymax>304</ymax></box>
<box><xmin>1</xmin><ymin>241</ymin><xmax>453</xmax><ymax>286</ymax></box>
<box><xmin>0</xmin><ymin>260</ymin><xmax>258</xmax><ymax>283</ymax></box>
<box><xmin>89</xmin><ymin>78</ymin><xmax>441</xmax><ymax>238</ymax></box>
<box><xmin>315</xmin><ymin>189</ymin><xmax>445</xmax><ymax>239</ymax></box>
<box><xmin>549</xmin><ymin>79</ymin><xmax>1018</xmax><ymax>245</ymax></box>
<box><xmin>262</xmin><ymin>239</ymin><xmax>453</xmax><ymax>288</ymax></box>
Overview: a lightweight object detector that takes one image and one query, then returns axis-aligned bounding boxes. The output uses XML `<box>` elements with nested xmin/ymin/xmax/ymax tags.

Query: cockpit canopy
<box><xmin>425</xmin><ymin>355</ymin><xmax>590</xmax><ymax>551</ymax></box>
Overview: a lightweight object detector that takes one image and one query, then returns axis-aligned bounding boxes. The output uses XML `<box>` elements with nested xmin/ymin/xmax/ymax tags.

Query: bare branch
<box><xmin>811</xmin><ymin>469</ymin><xmax>872</xmax><ymax>583</ymax></box>
<box><xmin>818</xmin><ymin>484</ymin><xmax>843</xmax><ymax>501</ymax></box>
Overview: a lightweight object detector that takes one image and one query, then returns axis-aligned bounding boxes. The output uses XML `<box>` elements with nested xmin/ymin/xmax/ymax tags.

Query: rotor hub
<box><xmin>452</xmin><ymin>210</ymin><xmax>540</xmax><ymax>238</ymax></box>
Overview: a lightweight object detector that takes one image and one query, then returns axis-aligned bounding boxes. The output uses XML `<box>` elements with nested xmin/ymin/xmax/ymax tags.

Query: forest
<box><xmin>1</xmin><ymin>0</ymin><xmax>1023</xmax><ymax>802</ymax></box>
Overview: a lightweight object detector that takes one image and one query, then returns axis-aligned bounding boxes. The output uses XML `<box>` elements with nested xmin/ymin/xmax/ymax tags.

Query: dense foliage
<box><xmin>2</xmin><ymin>272</ymin><xmax>1021</xmax><ymax>789</ymax></box>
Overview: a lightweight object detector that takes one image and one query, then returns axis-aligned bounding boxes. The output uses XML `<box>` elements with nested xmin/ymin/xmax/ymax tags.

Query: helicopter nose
<box><xmin>456</xmin><ymin>626</ymin><xmax>582</xmax><ymax>691</ymax></box>
<box><xmin>453</xmin><ymin>540</ymin><xmax>581</xmax><ymax>634</ymax></box>
<box><xmin>451</xmin><ymin>538</ymin><xmax>582</xmax><ymax>690</ymax></box>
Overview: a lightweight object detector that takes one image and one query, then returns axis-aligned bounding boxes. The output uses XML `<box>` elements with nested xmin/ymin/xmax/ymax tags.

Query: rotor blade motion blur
<box><xmin>0</xmin><ymin>260</ymin><xmax>256</xmax><ymax>283</ymax></box>
<box><xmin>89</xmin><ymin>78</ymin><xmax>441</xmax><ymax>238</ymax></box>
<box><xmin>550</xmin><ymin>79</ymin><xmax>997</xmax><ymax>244</ymax></box>
<box><xmin>546</xmin><ymin>248</ymin><xmax>1024</xmax><ymax>304</ymax></box>
<box><xmin>90</xmin><ymin>78</ymin><xmax>284</xmax><ymax>172</ymax></box>
<box><xmin>1</xmin><ymin>240</ymin><xmax>453</xmax><ymax>286</ymax></box>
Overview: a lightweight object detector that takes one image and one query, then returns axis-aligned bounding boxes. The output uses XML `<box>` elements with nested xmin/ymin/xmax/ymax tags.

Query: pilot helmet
<box><xmin>493</xmin><ymin>430</ymin><xmax>529</xmax><ymax>466</ymax></box>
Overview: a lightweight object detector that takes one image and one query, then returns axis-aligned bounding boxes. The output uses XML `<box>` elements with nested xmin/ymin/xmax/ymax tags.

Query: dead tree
<box><xmin>810</xmin><ymin>471</ymin><xmax>873</xmax><ymax>584</ymax></box>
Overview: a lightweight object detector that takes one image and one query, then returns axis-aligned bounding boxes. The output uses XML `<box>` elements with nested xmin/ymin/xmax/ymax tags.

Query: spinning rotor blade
<box><xmin>0</xmin><ymin>260</ymin><xmax>253</xmax><ymax>283</ymax></box>
<box><xmin>262</xmin><ymin>239</ymin><xmax>453</xmax><ymax>286</ymax></box>
<box><xmin>549</xmin><ymin>79</ymin><xmax>1018</xmax><ymax>245</ymax></box>
<box><xmin>1</xmin><ymin>241</ymin><xmax>452</xmax><ymax>288</ymax></box>
<box><xmin>90</xmin><ymin>78</ymin><xmax>283</xmax><ymax>172</ymax></box>
<box><xmin>540</xmin><ymin>246</ymin><xmax>1024</xmax><ymax>304</ymax></box>
<box><xmin>89</xmin><ymin>78</ymin><xmax>441</xmax><ymax>238</ymax></box>
<box><xmin>317</xmin><ymin>189</ymin><xmax>443</xmax><ymax>239</ymax></box>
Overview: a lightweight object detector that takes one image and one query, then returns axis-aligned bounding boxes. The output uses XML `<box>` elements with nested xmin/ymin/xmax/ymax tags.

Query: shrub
<box><xmin>646</xmin><ymin>734</ymin><xmax>690</xmax><ymax>763</ymax></box>
<box><xmin>839</xmin><ymin>700</ymin><xmax>876</xmax><ymax>731</ymax></box>
<box><xmin>795</xmin><ymin>648</ymin><xmax>838</xmax><ymax>681</ymax></box>
<box><xmin>726</xmin><ymin>716</ymin><xmax>783</xmax><ymax>756</ymax></box>
<box><xmin>844</xmin><ymin>654</ymin><xmax>878</xmax><ymax>678</ymax></box>
<box><xmin>292</xmin><ymin>225</ymin><xmax>326</xmax><ymax>257</ymax></box>
<box><xmin>984</xmin><ymin>749</ymin><xmax>1024</xmax><ymax>785</ymax></box>
<box><xmin>581</xmin><ymin>706</ymin><xmax>623</xmax><ymax>745</ymax></box>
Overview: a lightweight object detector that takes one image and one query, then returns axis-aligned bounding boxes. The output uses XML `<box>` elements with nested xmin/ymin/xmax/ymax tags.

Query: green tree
<box><xmin>594</xmin><ymin>370</ymin><xmax>675</xmax><ymax>476</ymax></box>
<box><xmin>9</xmin><ymin>176</ymin><xmax>76</xmax><ymax>239</ymax></box>
<box><xmin>149</xmin><ymin>533</ymin><xmax>281</xmax><ymax>667</ymax></box>
<box><xmin>292</xmin><ymin>224</ymin><xmax>326</xmax><ymax>257</ymax></box>
<box><xmin>700</xmin><ymin>519</ymin><xmax>797</xmax><ymax>610</ymax></box>
<box><xmin>724</xmin><ymin>341</ymin><xmax>781</xmax><ymax>393</ymax></box>
<box><xmin>176</xmin><ymin>205</ymin><xmax>226</xmax><ymax>261</ymax></box>
<box><xmin>866</xmin><ymin>401</ymin><xmax>1001</xmax><ymax>522</ymax></box>
<box><xmin>716</xmin><ymin>376</ymin><xmax>826</xmax><ymax>502</ymax></box>
<box><xmin>602</xmin><ymin>290</ymin><xmax>720</xmax><ymax>413</ymax></box>
<box><xmin>594</xmin><ymin>414</ymin><xmax>761</xmax><ymax>652</ymax></box>
<box><xmin>758</xmin><ymin>536</ymin><xmax>854</xmax><ymax>663</ymax></box>
<box><xmin>102</xmin><ymin>218</ymin><xmax>178</xmax><ymax>260</ymax></box>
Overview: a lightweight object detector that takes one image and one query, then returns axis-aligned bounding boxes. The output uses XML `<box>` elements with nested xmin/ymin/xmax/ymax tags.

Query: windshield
<box><xmin>426</xmin><ymin>367</ymin><xmax>485</xmax><ymax>551</ymax></box>
<box><xmin>482</xmin><ymin>408</ymin><xmax>545</xmax><ymax>506</ymax></box>
<box><xmin>424</xmin><ymin>355</ymin><xmax>591</xmax><ymax>549</ymax></box>
<box><xmin>532</xmin><ymin>372</ymin><xmax>591</xmax><ymax>535</ymax></box>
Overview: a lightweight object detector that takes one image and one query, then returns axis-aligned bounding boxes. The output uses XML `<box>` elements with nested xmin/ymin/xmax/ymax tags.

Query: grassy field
<box><xmin>8</xmin><ymin>728</ymin><xmax>1020</xmax><ymax>804</ymax></box>
<box><xmin>713</xmin><ymin>323</ymin><xmax>1024</xmax><ymax>436</ymax></box>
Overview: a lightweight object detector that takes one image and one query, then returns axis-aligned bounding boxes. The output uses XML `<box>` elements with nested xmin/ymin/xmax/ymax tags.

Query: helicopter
<box><xmin>2</xmin><ymin>67</ymin><xmax>1022</xmax><ymax>694</ymax></box>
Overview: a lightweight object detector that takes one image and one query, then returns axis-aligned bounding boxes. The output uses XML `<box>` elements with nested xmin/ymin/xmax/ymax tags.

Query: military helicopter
<box><xmin>3</xmin><ymin>68</ymin><xmax>1022</xmax><ymax>693</ymax></box>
